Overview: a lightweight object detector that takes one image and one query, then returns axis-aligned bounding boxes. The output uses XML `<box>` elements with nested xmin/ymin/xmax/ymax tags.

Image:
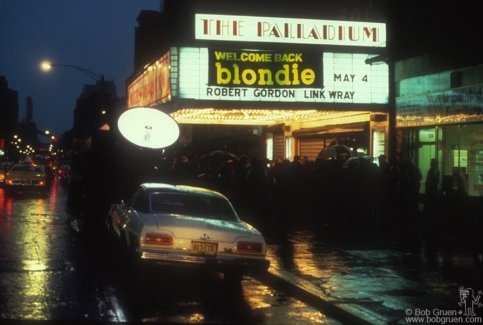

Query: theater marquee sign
<box><xmin>128</xmin><ymin>52</ymin><xmax>171</xmax><ymax>108</ymax></box>
<box><xmin>195</xmin><ymin>14</ymin><xmax>386</xmax><ymax>47</ymax></box>
<box><xmin>208</xmin><ymin>49</ymin><xmax>323</xmax><ymax>88</ymax></box>
<box><xmin>177</xmin><ymin>47</ymin><xmax>389</xmax><ymax>104</ymax></box>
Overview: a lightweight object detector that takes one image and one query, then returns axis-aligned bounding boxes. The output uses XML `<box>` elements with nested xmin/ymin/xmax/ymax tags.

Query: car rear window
<box><xmin>149</xmin><ymin>193</ymin><xmax>238</xmax><ymax>221</ymax></box>
<box><xmin>11</xmin><ymin>166</ymin><xmax>43</xmax><ymax>172</ymax></box>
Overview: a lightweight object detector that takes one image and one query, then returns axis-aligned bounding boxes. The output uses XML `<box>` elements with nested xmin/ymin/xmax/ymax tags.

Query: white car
<box><xmin>107</xmin><ymin>183</ymin><xmax>270</xmax><ymax>283</ymax></box>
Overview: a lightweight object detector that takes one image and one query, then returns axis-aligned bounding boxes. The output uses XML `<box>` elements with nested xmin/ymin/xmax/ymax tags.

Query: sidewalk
<box><xmin>257</xmin><ymin>212</ymin><xmax>483</xmax><ymax>325</ymax></box>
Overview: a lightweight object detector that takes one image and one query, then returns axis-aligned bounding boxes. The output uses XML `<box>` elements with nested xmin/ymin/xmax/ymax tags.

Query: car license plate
<box><xmin>191</xmin><ymin>241</ymin><xmax>217</xmax><ymax>255</ymax></box>
<box><xmin>22</xmin><ymin>180</ymin><xmax>30</xmax><ymax>185</ymax></box>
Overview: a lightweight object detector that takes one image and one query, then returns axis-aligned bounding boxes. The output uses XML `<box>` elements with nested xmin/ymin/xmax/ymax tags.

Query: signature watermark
<box><xmin>405</xmin><ymin>287</ymin><xmax>482</xmax><ymax>324</ymax></box>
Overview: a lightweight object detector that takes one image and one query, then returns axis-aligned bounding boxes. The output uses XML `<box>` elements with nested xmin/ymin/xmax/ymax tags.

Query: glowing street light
<box><xmin>41</xmin><ymin>60</ymin><xmax>106</xmax><ymax>126</ymax></box>
<box><xmin>40</xmin><ymin>61</ymin><xmax>103</xmax><ymax>82</ymax></box>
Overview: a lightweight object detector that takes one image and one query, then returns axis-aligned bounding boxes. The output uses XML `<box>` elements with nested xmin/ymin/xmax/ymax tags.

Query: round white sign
<box><xmin>117</xmin><ymin>107</ymin><xmax>180</xmax><ymax>149</ymax></box>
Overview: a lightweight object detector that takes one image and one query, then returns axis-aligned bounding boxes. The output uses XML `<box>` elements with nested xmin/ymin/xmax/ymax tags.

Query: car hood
<box><xmin>151</xmin><ymin>214</ymin><xmax>254</xmax><ymax>242</ymax></box>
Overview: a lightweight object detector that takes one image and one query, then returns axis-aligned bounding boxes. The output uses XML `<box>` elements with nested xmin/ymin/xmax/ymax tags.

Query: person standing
<box><xmin>401</xmin><ymin>157</ymin><xmax>423</xmax><ymax>218</ymax></box>
<box><xmin>424</xmin><ymin>158</ymin><xmax>439</xmax><ymax>217</ymax></box>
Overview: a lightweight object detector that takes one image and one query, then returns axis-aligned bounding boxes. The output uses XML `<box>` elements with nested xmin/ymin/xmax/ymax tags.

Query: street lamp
<box><xmin>40</xmin><ymin>61</ymin><xmax>103</xmax><ymax>82</ymax></box>
<box><xmin>41</xmin><ymin>60</ymin><xmax>107</xmax><ymax>126</ymax></box>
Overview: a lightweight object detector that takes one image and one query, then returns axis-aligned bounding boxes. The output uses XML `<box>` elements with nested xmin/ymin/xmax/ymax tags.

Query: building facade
<box><xmin>126</xmin><ymin>0</ymin><xmax>390</xmax><ymax>162</ymax></box>
<box><xmin>0</xmin><ymin>76</ymin><xmax>19</xmax><ymax>162</ymax></box>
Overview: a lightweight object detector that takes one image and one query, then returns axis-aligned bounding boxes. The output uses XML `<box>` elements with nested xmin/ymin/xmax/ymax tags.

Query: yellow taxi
<box><xmin>4</xmin><ymin>157</ymin><xmax>50</xmax><ymax>195</ymax></box>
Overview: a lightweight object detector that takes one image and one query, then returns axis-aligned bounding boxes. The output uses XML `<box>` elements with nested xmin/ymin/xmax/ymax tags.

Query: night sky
<box><xmin>0</xmin><ymin>0</ymin><xmax>161</xmax><ymax>136</ymax></box>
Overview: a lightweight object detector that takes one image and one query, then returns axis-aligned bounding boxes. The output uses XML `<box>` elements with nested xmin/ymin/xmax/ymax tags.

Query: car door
<box><xmin>111</xmin><ymin>188</ymin><xmax>142</xmax><ymax>236</ymax></box>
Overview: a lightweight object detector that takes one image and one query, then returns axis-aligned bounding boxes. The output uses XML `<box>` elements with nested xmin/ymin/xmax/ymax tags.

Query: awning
<box><xmin>292</xmin><ymin>122</ymin><xmax>368</xmax><ymax>138</ymax></box>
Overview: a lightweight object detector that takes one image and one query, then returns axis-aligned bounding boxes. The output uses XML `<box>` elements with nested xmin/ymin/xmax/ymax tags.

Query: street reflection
<box><xmin>420</xmin><ymin>240</ymin><xmax>483</xmax><ymax>270</ymax></box>
<box><xmin>0</xmin><ymin>189</ymin><xmax>14</xmax><ymax>217</ymax></box>
<box><xmin>0</xmin><ymin>184</ymin><xmax>60</xmax><ymax>320</ymax></box>
<box><xmin>267</xmin><ymin>230</ymin><xmax>348</xmax><ymax>278</ymax></box>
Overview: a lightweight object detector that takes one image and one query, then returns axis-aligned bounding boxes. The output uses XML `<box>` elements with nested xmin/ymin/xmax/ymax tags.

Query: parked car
<box><xmin>107</xmin><ymin>183</ymin><xmax>270</xmax><ymax>283</ymax></box>
<box><xmin>4</xmin><ymin>157</ymin><xmax>50</xmax><ymax>195</ymax></box>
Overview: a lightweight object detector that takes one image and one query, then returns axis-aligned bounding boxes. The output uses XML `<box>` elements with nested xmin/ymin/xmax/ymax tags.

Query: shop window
<box><xmin>266</xmin><ymin>135</ymin><xmax>273</xmax><ymax>161</ymax></box>
<box><xmin>285</xmin><ymin>136</ymin><xmax>293</xmax><ymax>161</ymax></box>
<box><xmin>372</xmin><ymin>129</ymin><xmax>385</xmax><ymax>165</ymax></box>
<box><xmin>460</xmin><ymin>124</ymin><xmax>483</xmax><ymax>196</ymax></box>
<box><xmin>452</xmin><ymin>150</ymin><xmax>467</xmax><ymax>168</ymax></box>
<box><xmin>417</xmin><ymin>128</ymin><xmax>443</xmax><ymax>194</ymax></box>
<box><xmin>437</xmin><ymin>124</ymin><xmax>483</xmax><ymax>196</ymax></box>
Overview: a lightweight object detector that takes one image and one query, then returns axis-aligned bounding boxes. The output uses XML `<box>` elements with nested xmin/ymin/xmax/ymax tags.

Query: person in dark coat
<box><xmin>401</xmin><ymin>157</ymin><xmax>423</xmax><ymax>219</ymax></box>
<box><xmin>424</xmin><ymin>158</ymin><xmax>439</xmax><ymax>216</ymax></box>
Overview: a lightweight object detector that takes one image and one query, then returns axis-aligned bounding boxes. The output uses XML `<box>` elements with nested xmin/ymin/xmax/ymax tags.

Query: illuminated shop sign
<box><xmin>178</xmin><ymin>47</ymin><xmax>388</xmax><ymax>104</ymax></box>
<box><xmin>208</xmin><ymin>49</ymin><xmax>323</xmax><ymax>88</ymax></box>
<box><xmin>396</xmin><ymin>86</ymin><xmax>483</xmax><ymax>127</ymax></box>
<box><xmin>128</xmin><ymin>51</ymin><xmax>171</xmax><ymax>108</ymax></box>
<box><xmin>195</xmin><ymin>14</ymin><xmax>386</xmax><ymax>47</ymax></box>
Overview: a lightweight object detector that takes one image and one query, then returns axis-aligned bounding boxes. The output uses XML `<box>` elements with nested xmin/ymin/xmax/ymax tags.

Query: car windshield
<box><xmin>11</xmin><ymin>166</ymin><xmax>43</xmax><ymax>172</ymax></box>
<box><xmin>149</xmin><ymin>193</ymin><xmax>238</xmax><ymax>221</ymax></box>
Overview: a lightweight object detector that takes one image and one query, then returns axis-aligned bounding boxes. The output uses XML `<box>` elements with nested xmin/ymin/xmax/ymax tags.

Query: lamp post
<box><xmin>41</xmin><ymin>61</ymin><xmax>110</xmax><ymax>201</ymax></box>
<box><xmin>40</xmin><ymin>61</ymin><xmax>107</xmax><ymax>126</ymax></box>
<box><xmin>41</xmin><ymin>61</ymin><xmax>103</xmax><ymax>82</ymax></box>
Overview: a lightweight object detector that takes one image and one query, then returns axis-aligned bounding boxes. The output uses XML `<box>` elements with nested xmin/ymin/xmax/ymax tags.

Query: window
<box><xmin>266</xmin><ymin>135</ymin><xmax>273</xmax><ymax>161</ymax></box>
<box><xmin>149</xmin><ymin>193</ymin><xmax>238</xmax><ymax>221</ymax></box>
<box><xmin>372</xmin><ymin>129</ymin><xmax>385</xmax><ymax>164</ymax></box>
<box><xmin>412</xmin><ymin>124</ymin><xmax>483</xmax><ymax>196</ymax></box>
<box><xmin>285</xmin><ymin>136</ymin><xmax>293</xmax><ymax>160</ymax></box>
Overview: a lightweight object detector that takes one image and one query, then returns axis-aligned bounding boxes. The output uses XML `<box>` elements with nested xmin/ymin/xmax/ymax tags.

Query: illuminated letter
<box><xmin>363</xmin><ymin>27</ymin><xmax>378</xmax><ymax>42</ymax></box>
<box><xmin>202</xmin><ymin>19</ymin><xmax>209</xmax><ymax>34</ymax></box>
<box><xmin>323</xmin><ymin>25</ymin><xmax>336</xmax><ymax>40</ymax></box>
<box><xmin>307</xmin><ymin>27</ymin><xmax>320</xmax><ymax>39</ymax></box>
<box><xmin>301</xmin><ymin>69</ymin><xmax>315</xmax><ymax>85</ymax></box>
<box><xmin>215</xmin><ymin>51</ymin><xmax>227</xmax><ymax>60</ymax></box>
<box><xmin>215</xmin><ymin>62</ymin><xmax>231</xmax><ymax>85</ymax></box>
<box><xmin>348</xmin><ymin>26</ymin><xmax>359</xmax><ymax>41</ymax></box>
<box><xmin>269</xmin><ymin>25</ymin><xmax>281</xmax><ymax>38</ymax></box>
<box><xmin>233</xmin><ymin>64</ymin><xmax>241</xmax><ymax>85</ymax></box>
<box><xmin>258</xmin><ymin>22</ymin><xmax>271</xmax><ymax>37</ymax></box>
<box><xmin>291</xmin><ymin>64</ymin><xmax>300</xmax><ymax>85</ymax></box>
<box><xmin>275</xmin><ymin>64</ymin><xmax>291</xmax><ymax>86</ymax></box>
<box><xmin>242</xmin><ymin>69</ymin><xmax>257</xmax><ymax>85</ymax></box>
<box><xmin>258</xmin><ymin>69</ymin><xmax>273</xmax><ymax>86</ymax></box>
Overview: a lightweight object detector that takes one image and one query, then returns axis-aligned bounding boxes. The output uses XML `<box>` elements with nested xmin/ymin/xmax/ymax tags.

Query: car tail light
<box><xmin>236</xmin><ymin>242</ymin><xmax>262</xmax><ymax>253</ymax></box>
<box><xmin>145</xmin><ymin>234</ymin><xmax>172</xmax><ymax>245</ymax></box>
<box><xmin>39</xmin><ymin>181</ymin><xmax>45</xmax><ymax>186</ymax></box>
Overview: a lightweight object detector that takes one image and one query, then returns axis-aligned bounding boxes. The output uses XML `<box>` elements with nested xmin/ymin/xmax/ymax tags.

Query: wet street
<box><xmin>1</xmin><ymin>178</ymin><xmax>482</xmax><ymax>324</ymax></box>
<box><xmin>0</xmin><ymin>180</ymin><xmax>342</xmax><ymax>324</ymax></box>
<box><xmin>262</xmin><ymin>228</ymin><xmax>483</xmax><ymax>324</ymax></box>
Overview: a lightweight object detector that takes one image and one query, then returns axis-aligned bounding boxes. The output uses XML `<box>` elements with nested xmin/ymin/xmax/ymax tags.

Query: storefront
<box><xmin>126</xmin><ymin>6</ymin><xmax>390</xmax><ymax>162</ymax></box>
<box><xmin>395</xmin><ymin>65</ymin><xmax>483</xmax><ymax>197</ymax></box>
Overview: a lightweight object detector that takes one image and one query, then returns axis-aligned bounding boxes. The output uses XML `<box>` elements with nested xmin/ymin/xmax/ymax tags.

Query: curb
<box><xmin>262</xmin><ymin>267</ymin><xmax>390</xmax><ymax>325</ymax></box>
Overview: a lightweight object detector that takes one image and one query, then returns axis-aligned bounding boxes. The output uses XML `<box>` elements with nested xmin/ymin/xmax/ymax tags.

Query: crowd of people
<box><xmin>161</xmin><ymin>151</ymin><xmax>428</xmax><ymax>234</ymax></box>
